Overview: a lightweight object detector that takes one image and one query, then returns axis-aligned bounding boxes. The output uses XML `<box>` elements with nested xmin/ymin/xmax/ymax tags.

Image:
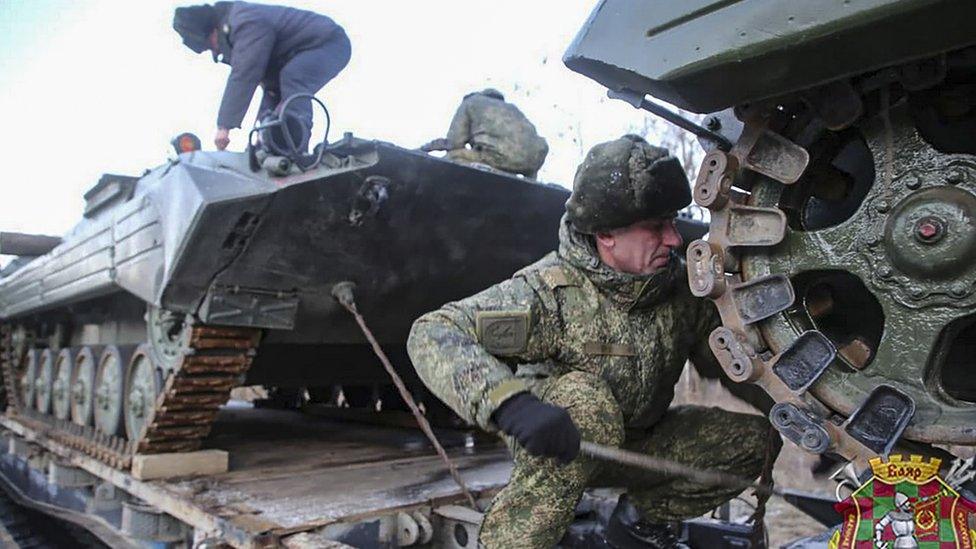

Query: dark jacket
<box><xmin>214</xmin><ymin>1</ymin><xmax>343</xmax><ymax>129</ymax></box>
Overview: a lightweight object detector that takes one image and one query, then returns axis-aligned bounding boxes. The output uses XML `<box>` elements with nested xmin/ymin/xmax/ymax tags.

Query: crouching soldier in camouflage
<box><xmin>408</xmin><ymin>134</ymin><xmax>780</xmax><ymax>548</ymax></box>
<box><xmin>420</xmin><ymin>88</ymin><xmax>549</xmax><ymax>179</ymax></box>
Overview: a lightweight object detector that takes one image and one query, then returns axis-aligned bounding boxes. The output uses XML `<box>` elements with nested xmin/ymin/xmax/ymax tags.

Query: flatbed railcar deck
<box><xmin>0</xmin><ymin>404</ymin><xmax>512</xmax><ymax>548</ymax></box>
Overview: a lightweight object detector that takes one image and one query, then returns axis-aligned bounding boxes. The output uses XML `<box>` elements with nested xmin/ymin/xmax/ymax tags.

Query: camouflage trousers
<box><xmin>446</xmin><ymin>148</ymin><xmax>538</xmax><ymax>179</ymax></box>
<box><xmin>479</xmin><ymin>371</ymin><xmax>779</xmax><ymax>549</ymax></box>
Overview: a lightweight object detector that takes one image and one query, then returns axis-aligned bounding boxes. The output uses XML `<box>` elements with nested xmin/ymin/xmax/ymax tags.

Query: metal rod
<box><xmin>579</xmin><ymin>441</ymin><xmax>783</xmax><ymax>499</ymax></box>
<box><xmin>0</xmin><ymin>232</ymin><xmax>61</xmax><ymax>257</ymax></box>
<box><xmin>749</xmin><ymin>426</ymin><xmax>779</xmax><ymax>545</ymax></box>
<box><xmin>608</xmin><ymin>89</ymin><xmax>732</xmax><ymax>151</ymax></box>
<box><xmin>331</xmin><ymin>282</ymin><xmax>480</xmax><ymax>511</ymax></box>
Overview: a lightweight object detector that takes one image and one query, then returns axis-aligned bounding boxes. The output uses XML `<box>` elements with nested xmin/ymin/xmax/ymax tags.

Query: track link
<box><xmin>0</xmin><ymin>323</ymin><xmax>260</xmax><ymax>469</ymax></box>
<box><xmin>137</xmin><ymin>326</ymin><xmax>259</xmax><ymax>455</ymax></box>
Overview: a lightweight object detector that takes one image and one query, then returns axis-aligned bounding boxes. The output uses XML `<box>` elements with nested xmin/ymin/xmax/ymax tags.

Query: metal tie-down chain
<box><xmin>331</xmin><ymin>282</ymin><xmax>480</xmax><ymax>510</ymax></box>
<box><xmin>749</xmin><ymin>427</ymin><xmax>780</xmax><ymax>547</ymax></box>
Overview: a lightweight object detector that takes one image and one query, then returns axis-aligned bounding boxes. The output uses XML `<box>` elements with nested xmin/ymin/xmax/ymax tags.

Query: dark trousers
<box><xmin>261</xmin><ymin>29</ymin><xmax>352</xmax><ymax>150</ymax></box>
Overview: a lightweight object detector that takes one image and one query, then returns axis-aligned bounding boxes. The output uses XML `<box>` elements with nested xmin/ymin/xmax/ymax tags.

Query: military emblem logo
<box><xmin>830</xmin><ymin>455</ymin><xmax>976</xmax><ymax>549</ymax></box>
<box><xmin>476</xmin><ymin>310</ymin><xmax>530</xmax><ymax>356</ymax></box>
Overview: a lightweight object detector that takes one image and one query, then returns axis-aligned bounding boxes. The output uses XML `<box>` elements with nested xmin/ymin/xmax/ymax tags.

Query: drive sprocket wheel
<box><xmin>146</xmin><ymin>306</ymin><xmax>191</xmax><ymax>375</ymax></box>
<box><xmin>743</xmin><ymin>108</ymin><xmax>976</xmax><ymax>447</ymax></box>
<box><xmin>688</xmin><ymin>86</ymin><xmax>976</xmax><ymax>465</ymax></box>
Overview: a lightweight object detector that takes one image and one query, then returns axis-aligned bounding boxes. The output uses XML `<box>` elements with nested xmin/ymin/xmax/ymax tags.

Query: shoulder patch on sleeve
<box><xmin>476</xmin><ymin>310</ymin><xmax>530</xmax><ymax>356</ymax></box>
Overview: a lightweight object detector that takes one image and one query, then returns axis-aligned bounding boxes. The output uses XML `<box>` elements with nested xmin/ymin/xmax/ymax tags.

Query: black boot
<box><xmin>605</xmin><ymin>495</ymin><xmax>688</xmax><ymax>549</ymax></box>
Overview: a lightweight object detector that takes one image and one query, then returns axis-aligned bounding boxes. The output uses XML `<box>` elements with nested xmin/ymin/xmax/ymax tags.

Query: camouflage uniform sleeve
<box><xmin>407</xmin><ymin>275</ymin><xmax>559</xmax><ymax>430</ymax></box>
<box><xmin>688</xmin><ymin>297</ymin><xmax>721</xmax><ymax>373</ymax></box>
<box><xmin>445</xmin><ymin>99</ymin><xmax>472</xmax><ymax>150</ymax></box>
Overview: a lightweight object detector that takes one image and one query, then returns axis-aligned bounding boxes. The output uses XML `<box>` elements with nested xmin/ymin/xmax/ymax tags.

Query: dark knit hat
<box><xmin>566</xmin><ymin>134</ymin><xmax>690</xmax><ymax>234</ymax></box>
<box><xmin>173</xmin><ymin>5</ymin><xmax>217</xmax><ymax>54</ymax></box>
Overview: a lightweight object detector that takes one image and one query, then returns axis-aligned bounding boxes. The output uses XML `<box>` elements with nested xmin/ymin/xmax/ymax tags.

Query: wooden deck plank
<box><xmin>1</xmin><ymin>405</ymin><xmax>513</xmax><ymax>540</ymax></box>
<box><xmin>132</xmin><ymin>449</ymin><xmax>229</xmax><ymax>480</ymax></box>
<box><xmin>178</xmin><ymin>406</ymin><xmax>512</xmax><ymax>532</ymax></box>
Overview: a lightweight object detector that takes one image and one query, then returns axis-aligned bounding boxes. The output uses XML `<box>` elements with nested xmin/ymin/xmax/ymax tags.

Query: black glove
<box><xmin>491</xmin><ymin>392</ymin><xmax>581</xmax><ymax>464</ymax></box>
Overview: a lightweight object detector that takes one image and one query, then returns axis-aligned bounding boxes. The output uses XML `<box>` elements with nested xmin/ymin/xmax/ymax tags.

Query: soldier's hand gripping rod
<box><xmin>332</xmin><ymin>282</ymin><xmax>481</xmax><ymax>511</ymax></box>
<box><xmin>579</xmin><ymin>441</ymin><xmax>783</xmax><ymax>499</ymax></box>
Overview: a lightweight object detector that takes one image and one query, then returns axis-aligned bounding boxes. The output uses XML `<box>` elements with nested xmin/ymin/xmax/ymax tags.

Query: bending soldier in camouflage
<box><xmin>421</xmin><ymin>89</ymin><xmax>549</xmax><ymax>179</ymax></box>
<box><xmin>408</xmin><ymin>135</ymin><xmax>780</xmax><ymax>548</ymax></box>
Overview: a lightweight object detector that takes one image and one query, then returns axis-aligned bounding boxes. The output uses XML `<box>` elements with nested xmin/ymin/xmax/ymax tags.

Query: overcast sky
<box><xmin>0</xmin><ymin>0</ymin><xmax>662</xmax><ymax>240</ymax></box>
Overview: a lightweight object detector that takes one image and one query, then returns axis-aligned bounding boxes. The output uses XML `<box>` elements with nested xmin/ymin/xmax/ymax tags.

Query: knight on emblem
<box><xmin>874</xmin><ymin>492</ymin><xmax>917</xmax><ymax>549</ymax></box>
<box><xmin>831</xmin><ymin>455</ymin><xmax>976</xmax><ymax>549</ymax></box>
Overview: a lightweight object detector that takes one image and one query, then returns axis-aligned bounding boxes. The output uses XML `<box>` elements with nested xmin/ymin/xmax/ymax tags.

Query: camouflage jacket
<box><xmin>408</xmin><ymin>215</ymin><xmax>719</xmax><ymax>432</ymax></box>
<box><xmin>445</xmin><ymin>94</ymin><xmax>549</xmax><ymax>174</ymax></box>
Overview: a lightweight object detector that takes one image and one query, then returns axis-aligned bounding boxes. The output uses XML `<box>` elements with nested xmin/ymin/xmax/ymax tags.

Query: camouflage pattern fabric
<box><xmin>407</xmin><ymin>214</ymin><xmax>778</xmax><ymax>547</ymax></box>
<box><xmin>565</xmin><ymin>134</ymin><xmax>691</xmax><ymax>234</ymax></box>
<box><xmin>408</xmin><ymin>215</ymin><xmax>718</xmax><ymax>431</ymax></box>
<box><xmin>481</xmin><ymin>374</ymin><xmax>776</xmax><ymax>548</ymax></box>
<box><xmin>444</xmin><ymin>93</ymin><xmax>549</xmax><ymax>178</ymax></box>
<box><xmin>443</xmin><ymin>147</ymin><xmax>512</xmax><ymax>174</ymax></box>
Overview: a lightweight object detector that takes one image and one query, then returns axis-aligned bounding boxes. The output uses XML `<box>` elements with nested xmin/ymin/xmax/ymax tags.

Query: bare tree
<box><xmin>630</xmin><ymin>108</ymin><xmax>709</xmax><ymax>220</ymax></box>
<box><xmin>629</xmin><ymin>108</ymin><xmax>704</xmax><ymax>181</ymax></box>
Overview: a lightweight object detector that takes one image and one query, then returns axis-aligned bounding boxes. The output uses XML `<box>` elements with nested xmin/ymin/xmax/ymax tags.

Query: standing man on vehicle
<box><xmin>408</xmin><ymin>134</ymin><xmax>778</xmax><ymax>548</ymax></box>
<box><xmin>173</xmin><ymin>2</ymin><xmax>351</xmax><ymax>151</ymax></box>
<box><xmin>421</xmin><ymin>88</ymin><xmax>549</xmax><ymax>179</ymax></box>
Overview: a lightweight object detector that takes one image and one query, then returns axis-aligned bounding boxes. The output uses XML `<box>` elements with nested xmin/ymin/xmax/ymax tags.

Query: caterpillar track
<box><xmin>0</xmin><ymin>323</ymin><xmax>260</xmax><ymax>470</ymax></box>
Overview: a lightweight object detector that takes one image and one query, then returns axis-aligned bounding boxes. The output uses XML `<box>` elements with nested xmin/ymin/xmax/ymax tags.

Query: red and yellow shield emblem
<box><xmin>831</xmin><ymin>455</ymin><xmax>976</xmax><ymax>549</ymax></box>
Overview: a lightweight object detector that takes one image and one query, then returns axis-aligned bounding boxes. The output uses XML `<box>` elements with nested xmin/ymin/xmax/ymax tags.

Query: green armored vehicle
<box><xmin>0</xmin><ymin>131</ymin><xmax>572</xmax><ymax>469</ymax></box>
<box><xmin>567</xmin><ymin>0</ymin><xmax>976</xmax><ymax>472</ymax></box>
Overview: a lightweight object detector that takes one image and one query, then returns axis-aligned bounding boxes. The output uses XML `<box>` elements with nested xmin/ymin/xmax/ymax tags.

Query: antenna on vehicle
<box><xmin>331</xmin><ymin>281</ymin><xmax>481</xmax><ymax>511</ymax></box>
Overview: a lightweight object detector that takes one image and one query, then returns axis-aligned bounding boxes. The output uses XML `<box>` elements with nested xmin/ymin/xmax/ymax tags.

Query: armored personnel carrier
<box><xmin>0</xmin><ymin>132</ymin><xmax>573</xmax><ymax>469</ymax></box>
<box><xmin>566</xmin><ymin>0</ymin><xmax>976</xmax><ymax>470</ymax></box>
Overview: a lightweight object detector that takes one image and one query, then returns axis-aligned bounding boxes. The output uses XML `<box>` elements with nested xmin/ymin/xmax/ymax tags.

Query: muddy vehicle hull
<box><xmin>565</xmin><ymin>0</ymin><xmax>976</xmax><ymax>113</ymax></box>
<box><xmin>0</xmin><ymin>136</ymin><xmax>571</xmax><ymax>465</ymax></box>
<box><xmin>1</xmin><ymin>139</ymin><xmax>567</xmax><ymax>337</ymax></box>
